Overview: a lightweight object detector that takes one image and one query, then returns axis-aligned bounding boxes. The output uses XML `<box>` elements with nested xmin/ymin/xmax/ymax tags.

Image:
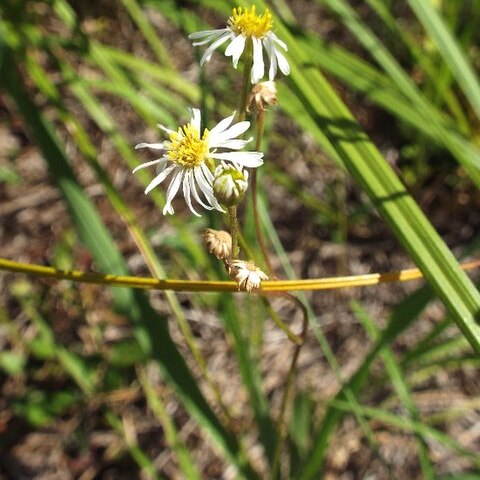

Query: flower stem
<box><xmin>228</xmin><ymin>206</ymin><xmax>241</xmax><ymax>259</ymax></box>
<box><xmin>262</xmin><ymin>297</ymin><xmax>303</xmax><ymax>345</ymax></box>
<box><xmin>269</xmin><ymin>294</ymin><xmax>309</xmax><ymax>479</ymax></box>
<box><xmin>238</xmin><ymin>39</ymin><xmax>253</xmax><ymax>121</ymax></box>
<box><xmin>252</xmin><ymin>109</ymin><xmax>275</xmax><ymax>276</ymax></box>
<box><xmin>229</xmin><ymin>41</ymin><xmax>251</xmax><ymax>263</ymax></box>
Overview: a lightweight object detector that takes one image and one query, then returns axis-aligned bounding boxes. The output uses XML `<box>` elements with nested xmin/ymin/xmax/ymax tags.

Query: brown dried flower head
<box><xmin>230</xmin><ymin>260</ymin><xmax>269</xmax><ymax>292</ymax></box>
<box><xmin>203</xmin><ymin>229</ymin><xmax>232</xmax><ymax>259</ymax></box>
<box><xmin>247</xmin><ymin>81</ymin><xmax>278</xmax><ymax>113</ymax></box>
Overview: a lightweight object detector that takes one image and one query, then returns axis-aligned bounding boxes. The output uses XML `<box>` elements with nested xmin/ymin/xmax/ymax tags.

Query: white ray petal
<box><xmin>157</xmin><ymin>124</ymin><xmax>174</xmax><ymax>135</ymax></box>
<box><xmin>270</xmin><ymin>32</ymin><xmax>288</xmax><ymax>51</ymax></box>
<box><xmin>163</xmin><ymin>168</ymin><xmax>184</xmax><ymax>215</ymax></box>
<box><xmin>212</xmin><ymin>137</ymin><xmax>252</xmax><ymax>150</ymax></box>
<box><xmin>200</xmin><ymin>32</ymin><xmax>233</xmax><ymax>65</ymax></box>
<box><xmin>225</xmin><ymin>34</ymin><xmax>246</xmax><ymax>68</ymax></box>
<box><xmin>191</xmin><ymin>36</ymin><xmax>221</xmax><ymax>46</ymax></box>
<box><xmin>208</xmin><ymin>112</ymin><xmax>236</xmax><ymax>138</ymax></box>
<box><xmin>210</xmin><ymin>151</ymin><xmax>264</xmax><ymax>168</ymax></box>
<box><xmin>264</xmin><ymin>37</ymin><xmax>278</xmax><ymax>80</ymax></box>
<box><xmin>189</xmin><ymin>169</ymin><xmax>214</xmax><ymax>210</ymax></box>
<box><xmin>183</xmin><ymin>170</ymin><xmax>201</xmax><ymax>216</ymax></box>
<box><xmin>190</xmin><ymin>108</ymin><xmax>202</xmax><ymax>133</ymax></box>
<box><xmin>200</xmin><ymin>162</ymin><xmax>214</xmax><ymax>182</ymax></box>
<box><xmin>189</xmin><ymin>28</ymin><xmax>229</xmax><ymax>43</ymax></box>
<box><xmin>144</xmin><ymin>164</ymin><xmax>176</xmax><ymax>194</ymax></box>
<box><xmin>196</xmin><ymin>165</ymin><xmax>224</xmax><ymax>211</ymax></box>
<box><xmin>210</xmin><ymin>121</ymin><xmax>250</xmax><ymax>145</ymax></box>
<box><xmin>274</xmin><ymin>47</ymin><xmax>290</xmax><ymax>75</ymax></box>
<box><xmin>135</xmin><ymin>142</ymin><xmax>166</xmax><ymax>150</ymax></box>
<box><xmin>194</xmin><ymin>166</ymin><xmax>215</xmax><ymax>204</ymax></box>
<box><xmin>194</xmin><ymin>165</ymin><xmax>212</xmax><ymax>192</ymax></box>
<box><xmin>132</xmin><ymin>157</ymin><xmax>168</xmax><ymax>174</ymax></box>
<box><xmin>251</xmin><ymin>37</ymin><xmax>265</xmax><ymax>83</ymax></box>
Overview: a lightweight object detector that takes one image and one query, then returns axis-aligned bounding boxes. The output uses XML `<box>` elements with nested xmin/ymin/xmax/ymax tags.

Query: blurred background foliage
<box><xmin>1</xmin><ymin>0</ymin><xmax>480</xmax><ymax>478</ymax></box>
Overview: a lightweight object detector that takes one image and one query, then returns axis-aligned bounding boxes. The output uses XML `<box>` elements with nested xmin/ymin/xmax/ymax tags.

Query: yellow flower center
<box><xmin>228</xmin><ymin>6</ymin><xmax>273</xmax><ymax>38</ymax></box>
<box><xmin>167</xmin><ymin>123</ymin><xmax>209</xmax><ymax>167</ymax></box>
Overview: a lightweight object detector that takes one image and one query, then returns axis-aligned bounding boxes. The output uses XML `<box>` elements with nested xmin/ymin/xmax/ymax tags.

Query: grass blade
<box><xmin>352</xmin><ymin>301</ymin><xmax>435</xmax><ymax>479</ymax></box>
<box><xmin>406</xmin><ymin>0</ymin><xmax>480</xmax><ymax>121</ymax></box>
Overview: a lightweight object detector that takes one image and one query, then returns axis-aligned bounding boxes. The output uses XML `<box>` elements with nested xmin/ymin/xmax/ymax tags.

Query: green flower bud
<box><xmin>213</xmin><ymin>162</ymin><xmax>249</xmax><ymax>207</ymax></box>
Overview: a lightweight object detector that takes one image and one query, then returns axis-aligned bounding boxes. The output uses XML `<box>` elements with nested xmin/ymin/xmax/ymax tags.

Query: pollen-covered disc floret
<box><xmin>167</xmin><ymin>124</ymin><xmax>209</xmax><ymax>167</ymax></box>
<box><xmin>133</xmin><ymin>108</ymin><xmax>263</xmax><ymax>216</ymax></box>
<box><xmin>230</xmin><ymin>260</ymin><xmax>269</xmax><ymax>292</ymax></box>
<box><xmin>189</xmin><ymin>5</ymin><xmax>290</xmax><ymax>84</ymax></box>
<box><xmin>213</xmin><ymin>162</ymin><xmax>249</xmax><ymax>207</ymax></box>
<box><xmin>229</xmin><ymin>6</ymin><xmax>272</xmax><ymax>38</ymax></box>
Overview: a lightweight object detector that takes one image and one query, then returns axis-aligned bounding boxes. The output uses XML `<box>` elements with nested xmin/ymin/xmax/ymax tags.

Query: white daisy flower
<box><xmin>133</xmin><ymin>108</ymin><xmax>263</xmax><ymax>216</ymax></box>
<box><xmin>189</xmin><ymin>5</ymin><xmax>290</xmax><ymax>84</ymax></box>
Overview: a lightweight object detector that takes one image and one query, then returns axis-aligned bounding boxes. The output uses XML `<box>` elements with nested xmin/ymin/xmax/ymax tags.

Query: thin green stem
<box><xmin>252</xmin><ymin>109</ymin><xmax>275</xmax><ymax>276</ymax></box>
<box><xmin>262</xmin><ymin>296</ymin><xmax>303</xmax><ymax>345</ymax></box>
<box><xmin>238</xmin><ymin>39</ymin><xmax>253</xmax><ymax>121</ymax></box>
<box><xmin>228</xmin><ymin>40</ymin><xmax>252</xmax><ymax>265</ymax></box>
<box><xmin>228</xmin><ymin>206</ymin><xmax>241</xmax><ymax>260</ymax></box>
<box><xmin>270</xmin><ymin>293</ymin><xmax>309</xmax><ymax>480</ymax></box>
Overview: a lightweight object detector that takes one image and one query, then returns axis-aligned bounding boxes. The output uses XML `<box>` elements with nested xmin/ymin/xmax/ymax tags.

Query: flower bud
<box><xmin>213</xmin><ymin>162</ymin><xmax>249</xmax><ymax>207</ymax></box>
<box><xmin>247</xmin><ymin>81</ymin><xmax>277</xmax><ymax>113</ymax></box>
<box><xmin>203</xmin><ymin>229</ymin><xmax>232</xmax><ymax>259</ymax></box>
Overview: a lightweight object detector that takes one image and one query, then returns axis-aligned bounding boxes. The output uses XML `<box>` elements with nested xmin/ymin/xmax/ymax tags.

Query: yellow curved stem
<box><xmin>1</xmin><ymin>257</ymin><xmax>479</xmax><ymax>293</ymax></box>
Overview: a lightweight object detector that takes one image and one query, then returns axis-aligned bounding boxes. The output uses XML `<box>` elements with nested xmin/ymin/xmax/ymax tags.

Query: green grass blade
<box><xmin>105</xmin><ymin>411</ymin><xmax>164</xmax><ymax>480</ymax></box>
<box><xmin>352</xmin><ymin>301</ymin><xmax>435</xmax><ymax>479</ymax></box>
<box><xmin>365</xmin><ymin>0</ymin><xmax>471</xmax><ymax>134</ymax></box>
<box><xmin>406</xmin><ymin>0</ymin><xmax>480</xmax><ymax>121</ymax></box>
<box><xmin>138</xmin><ymin>368</ymin><xmax>202</xmax><ymax>479</ymax></box>
<box><xmin>405</xmin><ymin>335</ymin><xmax>470</xmax><ymax>372</ymax></box>
<box><xmin>327</xmin><ymin>399</ymin><xmax>480</xmax><ymax>468</ymax></box>
<box><xmin>95</xmin><ymin>44</ymin><xmax>198</xmax><ymax>101</ymax></box>
<box><xmin>315</xmin><ymin>0</ymin><xmax>480</xmax><ymax>184</ymax></box>
<box><xmin>286</xmin><ymin>36</ymin><xmax>480</xmax><ymax>186</ymax></box>
<box><xmin>120</xmin><ymin>0</ymin><xmax>174</xmax><ymax>69</ymax></box>
<box><xmin>218</xmin><ymin>297</ymin><xmax>277</xmax><ymax>461</ymax></box>
<box><xmin>409</xmin><ymin>355</ymin><xmax>480</xmax><ymax>390</ymax></box>
<box><xmin>298</xmin><ymin>285</ymin><xmax>433</xmax><ymax>478</ymax></box>
<box><xmin>12</xmin><ymin>283</ymin><xmax>96</xmax><ymax>396</ymax></box>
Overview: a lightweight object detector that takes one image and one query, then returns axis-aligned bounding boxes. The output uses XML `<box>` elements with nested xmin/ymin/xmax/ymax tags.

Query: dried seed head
<box><xmin>213</xmin><ymin>162</ymin><xmax>249</xmax><ymax>207</ymax></box>
<box><xmin>230</xmin><ymin>260</ymin><xmax>269</xmax><ymax>292</ymax></box>
<box><xmin>247</xmin><ymin>81</ymin><xmax>277</xmax><ymax>113</ymax></box>
<box><xmin>203</xmin><ymin>229</ymin><xmax>232</xmax><ymax>259</ymax></box>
